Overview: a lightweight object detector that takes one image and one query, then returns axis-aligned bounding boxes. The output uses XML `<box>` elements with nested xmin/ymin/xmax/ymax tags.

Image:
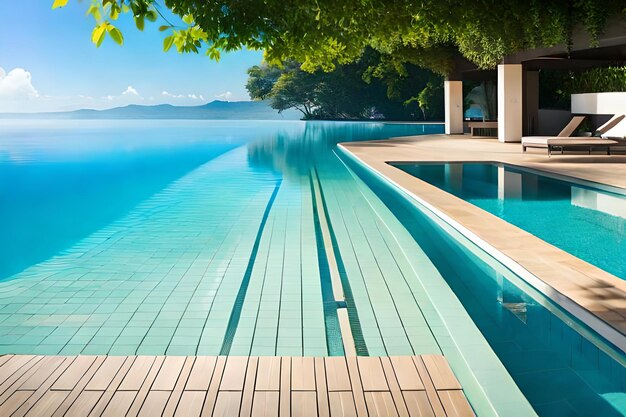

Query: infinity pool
<box><xmin>0</xmin><ymin>120</ymin><xmax>444</xmax><ymax>357</ymax></box>
<box><xmin>2</xmin><ymin>120</ymin><xmax>625</xmax><ymax>417</ymax></box>
<box><xmin>394</xmin><ymin>162</ymin><xmax>626</xmax><ymax>280</ymax></box>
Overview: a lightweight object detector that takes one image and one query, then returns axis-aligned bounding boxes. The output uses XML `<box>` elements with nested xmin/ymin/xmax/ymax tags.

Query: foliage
<box><xmin>246</xmin><ymin>51</ymin><xmax>444</xmax><ymax>121</ymax></box>
<box><xmin>539</xmin><ymin>66</ymin><xmax>626</xmax><ymax>109</ymax></box>
<box><xmin>53</xmin><ymin>0</ymin><xmax>626</xmax><ymax>74</ymax></box>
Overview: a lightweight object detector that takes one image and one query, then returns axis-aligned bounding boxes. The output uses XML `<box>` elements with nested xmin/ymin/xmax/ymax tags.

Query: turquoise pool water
<box><xmin>0</xmin><ymin>119</ymin><xmax>444</xmax><ymax>357</ymax></box>
<box><xmin>2</xmin><ymin>119</ymin><xmax>625</xmax><ymax>416</ymax></box>
<box><xmin>393</xmin><ymin>162</ymin><xmax>626</xmax><ymax>280</ymax></box>
<box><xmin>344</xmin><ymin>154</ymin><xmax>626</xmax><ymax>417</ymax></box>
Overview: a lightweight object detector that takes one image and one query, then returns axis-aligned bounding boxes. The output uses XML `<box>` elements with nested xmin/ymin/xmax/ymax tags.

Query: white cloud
<box><xmin>0</xmin><ymin>67</ymin><xmax>39</xmax><ymax>99</ymax></box>
<box><xmin>162</xmin><ymin>91</ymin><xmax>204</xmax><ymax>101</ymax></box>
<box><xmin>122</xmin><ymin>85</ymin><xmax>139</xmax><ymax>96</ymax></box>
<box><xmin>215</xmin><ymin>91</ymin><xmax>232</xmax><ymax>100</ymax></box>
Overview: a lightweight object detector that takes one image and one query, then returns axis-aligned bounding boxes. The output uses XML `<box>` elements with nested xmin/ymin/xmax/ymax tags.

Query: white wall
<box><xmin>571</xmin><ymin>92</ymin><xmax>626</xmax><ymax>115</ymax></box>
<box><xmin>498</xmin><ymin>64</ymin><xmax>523</xmax><ymax>142</ymax></box>
<box><xmin>444</xmin><ymin>81</ymin><xmax>464</xmax><ymax>134</ymax></box>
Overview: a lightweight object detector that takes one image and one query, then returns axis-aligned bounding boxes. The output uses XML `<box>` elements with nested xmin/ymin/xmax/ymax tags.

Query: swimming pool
<box><xmin>0</xmin><ymin>120</ymin><xmax>445</xmax><ymax>357</ymax></box>
<box><xmin>342</xmin><ymin>152</ymin><xmax>626</xmax><ymax>417</ymax></box>
<box><xmin>2</xmin><ymin>120</ymin><xmax>625</xmax><ymax>416</ymax></box>
<box><xmin>394</xmin><ymin>162</ymin><xmax>626</xmax><ymax>280</ymax></box>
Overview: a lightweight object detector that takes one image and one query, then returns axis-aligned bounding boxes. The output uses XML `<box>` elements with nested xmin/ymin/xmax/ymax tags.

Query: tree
<box><xmin>246</xmin><ymin>49</ymin><xmax>444</xmax><ymax>121</ymax></box>
<box><xmin>54</xmin><ymin>0</ymin><xmax>625</xmax><ymax>75</ymax></box>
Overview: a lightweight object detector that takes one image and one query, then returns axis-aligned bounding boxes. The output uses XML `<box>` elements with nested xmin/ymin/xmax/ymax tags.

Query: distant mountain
<box><xmin>0</xmin><ymin>100</ymin><xmax>301</xmax><ymax>120</ymax></box>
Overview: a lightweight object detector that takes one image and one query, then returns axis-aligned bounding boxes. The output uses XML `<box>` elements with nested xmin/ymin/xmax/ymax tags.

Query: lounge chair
<box><xmin>542</xmin><ymin>115</ymin><xmax>625</xmax><ymax>156</ymax></box>
<box><xmin>522</xmin><ymin>115</ymin><xmax>586</xmax><ymax>152</ymax></box>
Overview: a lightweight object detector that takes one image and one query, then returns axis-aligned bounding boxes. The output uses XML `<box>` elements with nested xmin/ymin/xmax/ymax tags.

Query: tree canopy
<box><xmin>246</xmin><ymin>50</ymin><xmax>444</xmax><ymax>120</ymax></box>
<box><xmin>54</xmin><ymin>0</ymin><xmax>626</xmax><ymax>75</ymax></box>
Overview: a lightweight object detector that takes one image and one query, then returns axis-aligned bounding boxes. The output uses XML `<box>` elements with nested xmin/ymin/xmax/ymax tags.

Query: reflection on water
<box><xmin>0</xmin><ymin>119</ymin><xmax>442</xmax><ymax>280</ymax></box>
<box><xmin>247</xmin><ymin>121</ymin><xmax>440</xmax><ymax>178</ymax></box>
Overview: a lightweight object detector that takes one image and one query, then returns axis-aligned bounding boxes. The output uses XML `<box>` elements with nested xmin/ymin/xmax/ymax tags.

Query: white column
<box><xmin>444</xmin><ymin>80</ymin><xmax>464</xmax><ymax>134</ymax></box>
<box><xmin>497</xmin><ymin>64</ymin><xmax>523</xmax><ymax>142</ymax></box>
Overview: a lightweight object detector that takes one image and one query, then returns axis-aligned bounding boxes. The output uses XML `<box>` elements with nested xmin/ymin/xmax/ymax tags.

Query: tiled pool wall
<box><xmin>338</xmin><ymin>148</ymin><xmax>626</xmax><ymax>417</ymax></box>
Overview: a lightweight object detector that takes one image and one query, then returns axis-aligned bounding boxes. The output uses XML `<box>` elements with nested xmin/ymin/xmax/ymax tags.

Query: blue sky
<box><xmin>0</xmin><ymin>1</ymin><xmax>264</xmax><ymax>112</ymax></box>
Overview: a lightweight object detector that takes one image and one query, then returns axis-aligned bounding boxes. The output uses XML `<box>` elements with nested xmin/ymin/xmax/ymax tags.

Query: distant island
<box><xmin>0</xmin><ymin>100</ymin><xmax>301</xmax><ymax>120</ymax></box>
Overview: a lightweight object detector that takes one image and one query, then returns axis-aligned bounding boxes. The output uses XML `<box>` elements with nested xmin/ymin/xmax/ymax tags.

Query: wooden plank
<box><xmin>251</xmin><ymin>391</ymin><xmax>279</xmax><ymax>417</ymax></box>
<box><xmin>314</xmin><ymin>357</ymin><xmax>330</xmax><ymax>417</ymax></box>
<box><xmin>63</xmin><ymin>391</ymin><xmax>102</xmax><ymax>417</ymax></box>
<box><xmin>279</xmin><ymin>357</ymin><xmax>291</xmax><ymax>417</ymax></box>
<box><xmin>328</xmin><ymin>392</ymin><xmax>357</xmax><ymax>417</ymax></box>
<box><xmin>364</xmin><ymin>392</ymin><xmax>399</xmax><ymax>417</ymax></box>
<box><xmin>345</xmin><ymin>356</ymin><xmax>367</xmax><ymax>417</ymax></box>
<box><xmin>137</xmin><ymin>390</ymin><xmax>171</xmax><ymax>417</ymax></box>
<box><xmin>88</xmin><ymin>357</ymin><xmax>136</xmax><ymax>417</ymax></box>
<box><xmin>220</xmin><ymin>356</ymin><xmax>248</xmax><ymax>391</ymax></box>
<box><xmin>0</xmin><ymin>356</ymin><xmax>48</xmax><ymax>404</ymax></box>
<box><xmin>0</xmin><ymin>355</ymin><xmax>13</xmax><ymax>368</ymax></box>
<box><xmin>403</xmin><ymin>391</ymin><xmax>435</xmax><ymax>417</ymax></box>
<box><xmin>412</xmin><ymin>357</ymin><xmax>445</xmax><ymax>417</ymax></box>
<box><xmin>152</xmin><ymin>356</ymin><xmax>186</xmax><ymax>391</ymax></box>
<box><xmin>356</xmin><ymin>357</ymin><xmax>388</xmax><ymax>392</ymax></box>
<box><xmin>199</xmin><ymin>356</ymin><xmax>226</xmax><ymax>417</ymax></box>
<box><xmin>213</xmin><ymin>391</ymin><xmax>242</xmax><ymax>417</ymax></box>
<box><xmin>239</xmin><ymin>356</ymin><xmax>258</xmax><ymax>417</ymax></box>
<box><xmin>255</xmin><ymin>357</ymin><xmax>281</xmax><ymax>391</ymax></box>
<box><xmin>0</xmin><ymin>355</ymin><xmax>37</xmax><ymax>384</ymax></box>
<box><xmin>52</xmin><ymin>356</ymin><xmax>107</xmax><ymax>417</ymax></box>
<box><xmin>380</xmin><ymin>357</ymin><xmax>408</xmax><ymax>417</ymax></box>
<box><xmin>324</xmin><ymin>357</ymin><xmax>351</xmax><ymax>392</ymax></box>
<box><xmin>126</xmin><ymin>356</ymin><xmax>166</xmax><ymax>417</ymax></box>
<box><xmin>163</xmin><ymin>357</ymin><xmax>196</xmax><ymax>417</ymax></box>
<box><xmin>19</xmin><ymin>356</ymin><xmax>66</xmax><ymax>391</ymax></box>
<box><xmin>24</xmin><ymin>391</ymin><xmax>68</xmax><ymax>417</ymax></box>
<box><xmin>85</xmin><ymin>356</ymin><xmax>127</xmax><ymax>391</ymax></box>
<box><xmin>52</xmin><ymin>356</ymin><xmax>99</xmax><ymax>391</ymax></box>
<box><xmin>173</xmin><ymin>391</ymin><xmax>206</xmax><ymax>417</ymax></box>
<box><xmin>437</xmin><ymin>391</ymin><xmax>475</xmax><ymax>417</ymax></box>
<box><xmin>12</xmin><ymin>357</ymin><xmax>76</xmax><ymax>417</ymax></box>
<box><xmin>389</xmin><ymin>357</ymin><xmax>424</xmax><ymax>391</ymax></box>
<box><xmin>119</xmin><ymin>356</ymin><xmax>156</xmax><ymax>391</ymax></box>
<box><xmin>292</xmin><ymin>391</ymin><xmax>317</xmax><ymax>417</ymax></box>
<box><xmin>186</xmin><ymin>357</ymin><xmax>217</xmax><ymax>391</ymax></box>
<box><xmin>291</xmin><ymin>357</ymin><xmax>316</xmax><ymax>391</ymax></box>
<box><xmin>421</xmin><ymin>356</ymin><xmax>461</xmax><ymax>391</ymax></box>
<box><xmin>0</xmin><ymin>356</ymin><xmax>43</xmax><ymax>399</ymax></box>
<box><xmin>0</xmin><ymin>391</ymin><xmax>35</xmax><ymax>416</ymax></box>
<box><xmin>100</xmin><ymin>391</ymin><xmax>138</xmax><ymax>417</ymax></box>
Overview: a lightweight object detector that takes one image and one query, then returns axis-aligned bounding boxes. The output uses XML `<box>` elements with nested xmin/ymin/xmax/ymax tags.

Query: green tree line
<box><xmin>245</xmin><ymin>49</ymin><xmax>444</xmax><ymax>120</ymax></box>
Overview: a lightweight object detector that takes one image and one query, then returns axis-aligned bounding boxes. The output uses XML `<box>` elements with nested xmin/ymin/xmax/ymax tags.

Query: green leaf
<box><xmin>182</xmin><ymin>14</ymin><xmax>194</xmax><ymax>25</ymax></box>
<box><xmin>52</xmin><ymin>0</ymin><xmax>69</xmax><ymax>9</ymax></box>
<box><xmin>163</xmin><ymin>35</ymin><xmax>175</xmax><ymax>52</ymax></box>
<box><xmin>91</xmin><ymin>24</ymin><xmax>107</xmax><ymax>47</ymax></box>
<box><xmin>135</xmin><ymin>16</ymin><xmax>145</xmax><ymax>31</ymax></box>
<box><xmin>159</xmin><ymin>25</ymin><xmax>171</xmax><ymax>32</ymax></box>
<box><xmin>146</xmin><ymin>10</ymin><xmax>158</xmax><ymax>22</ymax></box>
<box><xmin>107</xmin><ymin>26</ymin><xmax>124</xmax><ymax>45</ymax></box>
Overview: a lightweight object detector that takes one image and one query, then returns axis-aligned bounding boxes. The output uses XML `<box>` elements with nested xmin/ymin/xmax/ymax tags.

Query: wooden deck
<box><xmin>0</xmin><ymin>354</ymin><xmax>474</xmax><ymax>417</ymax></box>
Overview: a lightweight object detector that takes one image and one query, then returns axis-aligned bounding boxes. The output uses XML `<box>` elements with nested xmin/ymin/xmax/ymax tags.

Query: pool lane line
<box><xmin>313</xmin><ymin>167</ymin><xmax>369</xmax><ymax>356</ymax></box>
<box><xmin>309</xmin><ymin>170</ymin><xmax>347</xmax><ymax>356</ymax></box>
<box><xmin>220</xmin><ymin>179</ymin><xmax>282</xmax><ymax>356</ymax></box>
